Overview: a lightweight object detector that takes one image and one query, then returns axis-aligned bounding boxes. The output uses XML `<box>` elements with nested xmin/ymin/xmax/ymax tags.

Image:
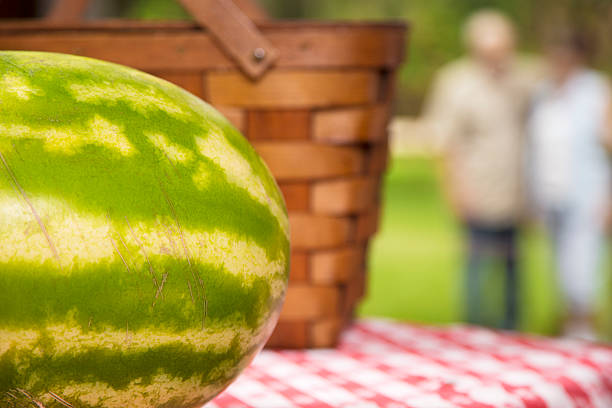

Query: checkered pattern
<box><xmin>210</xmin><ymin>320</ymin><xmax>612</xmax><ymax>408</ymax></box>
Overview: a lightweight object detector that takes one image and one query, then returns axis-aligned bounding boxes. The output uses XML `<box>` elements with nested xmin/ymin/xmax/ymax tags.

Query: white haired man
<box><xmin>425</xmin><ymin>10</ymin><xmax>538</xmax><ymax>329</ymax></box>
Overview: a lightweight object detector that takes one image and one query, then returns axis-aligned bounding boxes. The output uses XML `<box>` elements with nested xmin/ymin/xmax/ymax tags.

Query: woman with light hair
<box><xmin>527</xmin><ymin>30</ymin><xmax>612</xmax><ymax>339</ymax></box>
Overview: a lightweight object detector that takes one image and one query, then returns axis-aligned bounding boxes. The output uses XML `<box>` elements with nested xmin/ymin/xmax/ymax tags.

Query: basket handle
<box><xmin>180</xmin><ymin>0</ymin><xmax>277</xmax><ymax>79</ymax></box>
<box><xmin>46</xmin><ymin>0</ymin><xmax>278</xmax><ymax>80</ymax></box>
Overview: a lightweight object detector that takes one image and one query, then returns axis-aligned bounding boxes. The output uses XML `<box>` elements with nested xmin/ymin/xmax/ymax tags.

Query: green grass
<box><xmin>357</xmin><ymin>155</ymin><xmax>611</xmax><ymax>336</ymax></box>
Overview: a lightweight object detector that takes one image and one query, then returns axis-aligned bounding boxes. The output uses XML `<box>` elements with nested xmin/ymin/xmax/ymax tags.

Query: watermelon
<box><xmin>0</xmin><ymin>51</ymin><xmax>290</xmax><ymax>408</ymax></box>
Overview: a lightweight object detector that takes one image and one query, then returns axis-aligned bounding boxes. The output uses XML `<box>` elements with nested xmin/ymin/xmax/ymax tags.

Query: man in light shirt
<box><xmin>425</xmin><ymin>10</ymin><xmax>537</xmax><ymax>329</ymax></box>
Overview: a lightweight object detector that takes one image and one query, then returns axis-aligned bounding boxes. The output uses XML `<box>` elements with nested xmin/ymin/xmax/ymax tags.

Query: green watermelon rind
<box><xmin>0</xmin><ymin>51</ymin><xmax>289</xmax><ymax>408</ymax></box>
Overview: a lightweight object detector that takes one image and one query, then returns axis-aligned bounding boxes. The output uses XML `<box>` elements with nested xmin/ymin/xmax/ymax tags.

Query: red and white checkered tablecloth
<box><xmin>210</xmin><ymin>319</ymin><xmax>612</xmax><ymax>408</ymax></box>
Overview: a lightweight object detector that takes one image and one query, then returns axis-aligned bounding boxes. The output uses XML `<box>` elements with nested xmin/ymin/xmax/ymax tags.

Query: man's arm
<box><xmin>435</xmin><ymin>150</ymin><xmax>469</xmax><ymax>219</ymax></box>
<box><xmin>424</xmin><ymin>68</ymin><xmax>469</xmax><ymax>218</ymax></box>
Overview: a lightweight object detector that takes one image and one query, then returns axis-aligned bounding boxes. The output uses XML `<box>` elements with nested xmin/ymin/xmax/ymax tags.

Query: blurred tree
<box><xmin>122</xmin><ymin>0</ymin><xmax>189</xmax><ymax>19</ymax></box>
<box><xmin>533</xmin><ymin>0</ymin><xmax>612</xmax><ymax>70</ymax></box>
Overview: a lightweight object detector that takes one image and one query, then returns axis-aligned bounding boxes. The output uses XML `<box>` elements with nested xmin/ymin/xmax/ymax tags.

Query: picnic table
<box><xmin>211</xmin><ymin>319</ymin><xmax>612</xmax><ymax>408</ymax></box>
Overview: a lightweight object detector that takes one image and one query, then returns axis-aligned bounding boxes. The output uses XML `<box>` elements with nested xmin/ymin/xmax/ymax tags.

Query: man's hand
<box><xmin>605</xmin><ymin>102</ymin><xmax>612</xmax><ymax>153</ymax></box>
<box><xmin>436</xmin><ymin>153</ymin><xmax>470</xmax><ymax>220</ymax></box>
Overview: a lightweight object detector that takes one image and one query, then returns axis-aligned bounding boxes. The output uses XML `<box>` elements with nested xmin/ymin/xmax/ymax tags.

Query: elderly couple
<box><xmin>426</xmin><ymin>10</ymin><xmax>612</xmax><ymax>339</ymax></box>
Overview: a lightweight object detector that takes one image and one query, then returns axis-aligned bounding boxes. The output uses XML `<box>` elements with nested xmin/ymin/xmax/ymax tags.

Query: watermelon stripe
<box><xmin>1</xmin><ymin>342</ymin><xmax>244</xmax><ymax>395</ymax></box>
<box><xmin>0</xmin><ymin>117</ymin><xmax>135</xmax><ymax>157</ymax></box>
<box><xmin>0</xmin><ymin>260</ymin><xmax>279</xmax><ymax>330</ymax></box>
<box><xmin>0</xmin><ymin>72</ymin><xmax>42</xmax><ymax>100</ymax></box>
<box><xmin>147</xmin><ymin>132</ymin><xmax>194</xmax><ymax>164</ymax></box>
<box><xmin>8</xmin><ymin>375</ymin><xmax>223</xmax><ymax>408</ymax></box>
<box><xmin>0</xmin><ymin>324</ymin><xmax>260</xmax><ymax>356</ymax></box>
<box><xmin>0</xmin><ymin>195</ymin><xmax>287</xmax><ymax>285</ymax></box>
<box><xmin>195</xmin><ymin>130</ymin><xmax>288</xmax><ymax>235</ymax></box>
<box><xmin>69</xmin><ymin>81</ymin><xmax>187</xmax><ymax>118</ymax></box>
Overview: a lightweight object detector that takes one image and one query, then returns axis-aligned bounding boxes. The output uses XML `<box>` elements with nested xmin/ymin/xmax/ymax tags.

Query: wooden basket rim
<box><xmin>0</xmin><ymin>18</ymin><xmax>408</xmax><ymax>33</ymax></box>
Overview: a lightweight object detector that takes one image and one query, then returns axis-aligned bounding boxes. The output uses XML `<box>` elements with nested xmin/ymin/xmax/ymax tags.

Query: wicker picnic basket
<box><xmin>0</xmin><ymin>0</ymin><xmax>407</xmax><ymax>348</ymax></box>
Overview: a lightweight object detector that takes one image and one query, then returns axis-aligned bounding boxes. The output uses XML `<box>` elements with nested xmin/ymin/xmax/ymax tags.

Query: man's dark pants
<box><xmin>464</xmin><ymin>221</ymin><xmax>519</xmax><ymax>330</ymax></box>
